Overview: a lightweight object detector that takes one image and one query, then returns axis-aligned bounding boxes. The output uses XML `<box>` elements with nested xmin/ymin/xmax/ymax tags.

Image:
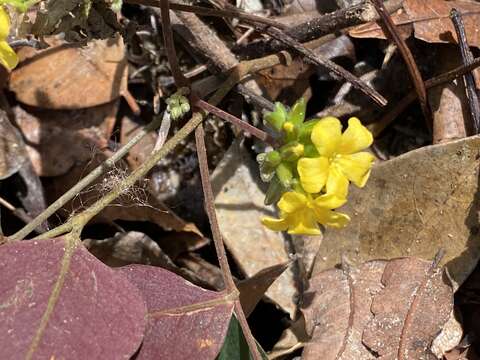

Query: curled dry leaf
<box><xmin>302</xmin><ymin>260</ymin><xmax>386</xmax><ymax>360</ymax></box>
<box><xmin>14</xmin><ymin>103</ymin><xmax>117</xmax><ymax>177</ymax></box>
<box><xmin>10</xmin><ymin>35</ymin><xmax>127</xmax><ymax>109</ymax></box>
<box><xmin>349</xmin><ymin>0</ymin><xmax>480</xmax><ymax>48</ymax></box>
<box><xmin>363</xmin><ymin>257</ymin><xmax>453</xmax><ymax>359</ymax></box>
<box><xmin>212</xmin><ymin>141</ymin><xmax>298</xmax><ymax>318</ymax></box>
<box><xmin>0</xmin><ymin>110</ymin><xmax>30</xmax><ymax>180</ymax></box>
<box><xmin>0</xmin><ymin>238</ymin><xmax>147</xmax><ymax>359</ymax></box>
<box><xmin>118</xmin><ymin>264</ymin><xmax>234</xmax><ymax>359</ymax></box>
<box><xmin>313</xmin><ymin>135</ymin><xmax>480</xmax><ymax>286</ymax></box>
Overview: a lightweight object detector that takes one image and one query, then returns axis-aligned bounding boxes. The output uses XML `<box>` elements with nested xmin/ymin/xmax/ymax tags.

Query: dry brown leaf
<box><xmin>14</xmin><ymin>103</ymin><xmax>117</xmax><ymax>177</ymax></box>
<box><xmin>237</xmin><ymin>262</ymin><xmax>290</xmax><ymax>317</ymax></box>
<box><xmin>0</xmin><ymin>110</ymin><xmax>29</xmax><ymax>180</ymax></box>
<box><xmin>212</xmin><ymin>140</ymin><xmax>298</xmax><ymax>318</ymax></box>
<box><xmin>10</xmin><ymin>35</ymin><xmax>127</xmax><ymax>109</ymax></box>
<box><xmin>120</xmin><ymin>115</ymin><xmax>157</xmax><ymax>170</ymax></box>
<box><xmin>363</xmin><ymin>257</ymin><xmax>453</xmax><ymax>359</ymax></box>
<box><xmin>312</xmin><ymin>135</ymin><xmax>480</xmax><ymax>286</ymax></box>
<box><xmin>349</xmin><ymin>0</ymin><xmax>480</xmax><ymax>48</ymax></box>
<box><xmin>302</xmin><ymin>260</ymin><xmax>386</xmax><ymax>360</ymax></box>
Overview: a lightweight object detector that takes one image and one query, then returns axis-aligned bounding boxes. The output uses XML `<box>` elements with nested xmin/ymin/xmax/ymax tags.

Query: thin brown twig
<box><xmin>263</xmin><ymin>26</ymin><xmax>387</xmax><ymax>107</ymax></box>
<box><xmin>194</xmin><ymin>124</ymin><xmax>262</xmax><ymax>360</ymax></box>
<box><xmin>371</xmin><ymin>0</ymin><xmax>431</xmax><ymax>129</ymax></box>
<box><xmin>370</xmin><ymin>57</ymin><xmax>480</xmax><ymax>136</ymax></box>
<box><xmin>450</xmin><ymin>8</ymin><xmax>480</xmax><ymax>134</ymax></box>
<box><xmin>127</xmin><ymin>0</ymin><xmax>286</xmax><ymax>29</ymax></box>
<box><xmin>160</xmin><ymin>0</ymin><xmax>188</xmax><ymax>86</ymax></box>
<box><xmin>193</xmin><ymin>96</ymin><xmax>275</xmax><ymax>145</ymax></box>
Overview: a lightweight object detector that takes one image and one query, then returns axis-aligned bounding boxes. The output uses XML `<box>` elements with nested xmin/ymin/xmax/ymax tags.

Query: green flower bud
<box><xmin>275</xmin><ymin>162</ymin><xmax>293</xmax><ymax>188</ymax></box>
<box><xmin>280</xmin><ymin>142</ymin><xmax>304</xmax><ymax>162</ymax></box>
<box><xmin>298</xmin><ymin>119</ymin><xmax>319</xmax><ymax>144</ymax></box>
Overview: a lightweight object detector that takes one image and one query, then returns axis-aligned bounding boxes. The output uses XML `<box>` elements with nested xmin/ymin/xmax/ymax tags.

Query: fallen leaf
<box><xmin>10</xmin><ymin>35</ymin><xmax>127</xmax><ymax>109</ymax></box>
<box><xmin>237</xmin><ymin>262</ymin><xmax>290</xmax><ymax>317</ymax></box>
<box><xmin>0</xmin><ymin>238</ymin><xmax>146</xmax><ymax>359</ymax></box>
<box><xmin>177</xmin><ymin>253</ymin><xmax>226</xmax><ymax>290</ymax></box>
<box><xmin>14</xmin><ymin>102</ymin><xmax>117</xmax><ymax>177</ymax></box>
<box><xmin>84</xmin><ymin>231</ymin><xmax>177</xmax><ymax>268</ymax></box>
<box><xmin>349</xmin><ymin>0</ymin><xmax>480</xmax><ymax>48</ymax></box>
<box><xmin>120</xmin><ymin>115</ymin><xmax>157</xmax><ymax>170</ymax></box>
<box><xmin>312</xmin><ymin>135</ymin><xmax>480</xmax><ymax>286</ymax></box>
<box><xmin>363</xmin><ymin>257</ymin><xmax>453</xmax><ymax>359</ymax></box>
<box><xmin>431</xmin><ymin>311</ymin><xmax>463</xmax><ymax>358</ymax></box>
<box><xmin>0</xmin><ymin>110</ymin><xmax>29</xmax><ymax>180</ymax></box>
<box><xmin>302</xmin><ymin>260</ymin><xmax>386</xmax><ymax>360</ymax></box>
<box><xmin>118</xmin><ymin>264</ymin><xmax>234</xmax><ymax>359</ymax></box>
<box><xmin>212</xmin><ymin>140</ymin><xmax>298</xmax><ymax>318</ymax></box>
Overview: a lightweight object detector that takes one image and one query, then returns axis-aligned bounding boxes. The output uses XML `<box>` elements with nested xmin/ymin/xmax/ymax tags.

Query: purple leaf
<box><xmin>118</xmin><ymin>265</ymin><xmax>234</xmax><ymax>359</ymax></box>
<box><xmin>0</xmin><ymin>238</ymin><xmax>147</xmax><ymax>359</ymax></box>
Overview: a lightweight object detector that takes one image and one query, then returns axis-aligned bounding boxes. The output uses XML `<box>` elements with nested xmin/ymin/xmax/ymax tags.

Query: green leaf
<box><xmin>217</xmin><ymin>316</ymin><xmax>268</xmax><ymax>360</ymax></box>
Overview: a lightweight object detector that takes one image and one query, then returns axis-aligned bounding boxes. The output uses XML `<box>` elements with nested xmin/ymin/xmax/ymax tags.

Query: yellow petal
<box><xmin>297</xmin><ymin>157</ymin><xmax>329</xmax><ymax>194</ymax></box>
<box><xmin>338</xmin><ymin>117</ymin><xmax>373</xmax><ymax>154</ymax></box>
<box><xmin>336</xmin><ymin>152</ymin><xmax>375</xmax><ymax>188</ymax></box>
<box><xmin>0</xmin><ymin>7</ymin><xmax>10</xmax><ymax>40</ymax></box>
<box><xmin>313</xmin><ymin>193</ymin><xmax>346</xmax><ymax>209</ymax></box>
<box><xmin>325</xmin><ymin>165</ymin><xmax>349</xmax><ymax>198</ymax></box>
<box><xmin>287</xmin><ymin>210</ymin><xmax>321</xmax><ymax>235</ymax></box>
<box><xmin>277</xmin><ymin>191</ymin><xmax>307</xmax><ymax>214</ymax></box>
<box><xmin>261</xmin><ymin>216</ymin><xmax>289</xmax><ymax>232</ymax></box>
<box><xmin>313</xmin><ymin>207</ymin><xmax>350</xmax><ymax>228</ymax></box>
<box><xmin>311</xmin><ymin>117</ymin><xmax>342</xmax><ymax>157</ymax></box>
<box><xmin>0</xmin><ymin>41</ymin><xmax>18</xmax><ymax>70</ymax></box>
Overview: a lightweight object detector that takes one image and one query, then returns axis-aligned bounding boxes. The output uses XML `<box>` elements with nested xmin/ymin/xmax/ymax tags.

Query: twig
<box><xmin>371</xmin><ymin>0</ymin><xmax>431</xmax><ymax>129</ymax></box>
<box><xmin>160</xmin><ymin>0</ymin><xmax>188</xmax><ymax>86</ymax></box>
<box><xmin>238</xmin><ymin>0</ymin><xmax>403</xmax><ymax>57</ymax></box>
<box><xmin>370</xmin><ymin>57</ymin><xmax>480</xmax><ymax>136</ymax></box>
<box><xmin>193</xmin><ymin>96</ymin><xmax>275</xmax><ymax>144</ymax></box>
<box><xmin>129</xmin><ymin>0</ymin><xmax>287</xmax><ymax>29</ymax></box>
<box><xmin>9</xmin><ymin>115</ymin><xmax>163</xmax><ymax>241</ymax></box>
<box><xmin>0</xmin><ymin>196</ymin><xmax>40</xmax><ymax>233</ymax></box>
<box><xmin>450</xmin><ymin>8</ymin><xmax>480</xmax><ymax>134</ymax></box>
<box><xmin>195</xmin><ymin>124</ymin><xmax>261</xmax><ymax>360</ymax></box>
<box><xmin>264</xmin><ymin>26</ymin><xmax>387</xmax><ymax>106</ymax></box>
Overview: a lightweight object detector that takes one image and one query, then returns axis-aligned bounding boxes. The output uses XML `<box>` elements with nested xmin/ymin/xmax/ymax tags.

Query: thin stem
<box><xmin>371</xmin><ymin>0</ymin><xmax>431</xmax><ymax>128</ymax></box>
<box><xmin>193</xmin><ymin>96</ymin><xmax>275</xmax><ymax>145</ymax></box>
<box><xmin>9</xmin><ymin>115</ymin><xmax>163</xmax><ymax>242</ymax></box>
<box><xmin>160</xmin><ymin>0</ymin><xmax>188</xmax><ymax>87</ymax></box>
<box><xmin>195</xmin><ymin>123</ymin><xmax>261</xmax><ymax>360</ymax></box>
<box><xmin>450</xmin><ymin>8</ymin><xmax>480</xmax><ymax>134</ymax></box>
<box><xmin>33</xmin><ymin>112</ymin><xmax>204</xmax><ymax>241</ymax></box>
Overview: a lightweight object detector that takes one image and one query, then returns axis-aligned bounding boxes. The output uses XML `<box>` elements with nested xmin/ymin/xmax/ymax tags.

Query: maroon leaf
<box><xmin>0</xmin><ymin>238</ymin><xmax>146</xmax><ymax>359</ymax></box>
<box><xmin>118</xmin><ymin>265</ymin><xmax>235</xmax><ymax>359</ymax></box>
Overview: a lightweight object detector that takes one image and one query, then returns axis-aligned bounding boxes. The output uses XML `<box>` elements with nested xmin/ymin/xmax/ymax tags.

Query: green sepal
<box><xmin>264</xmin><ymin>102</ymin><xmax>287</xmax><ymax>131</ymax></box>
<box><xmin>287</xmin><ymin>97</ymin><xmax>306</xmax><ymax>127</ymax></box>
<box><xmin>298</xmin><ymin>119</ymin><xmax>319</xmax><ymax>144</ymax></box>
<box><xmin>264</xmin><ymin>176</ymin><xmax>285</xmax><ymax>206</ymax></box>
<box><xmin>303</xmin><ymin>144</ymin><xmax>320</xmax><ymax>158</ymax></box>
<box><xmin>279</xmin><ymin>142</ymin><xmax>304</xmax><ymax>162</ymax></box>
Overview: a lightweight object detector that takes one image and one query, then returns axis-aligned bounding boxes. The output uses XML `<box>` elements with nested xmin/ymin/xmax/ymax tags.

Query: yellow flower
<box><xmin>261</xmin><ymin>191</ymin><xmax>350</xmax><ymax>235</ymax></box>
<box><xmin>297</xmin><ymin>117</ymin><xmax>374</xmax><ymax>198</ymax></box>
<box><xmin>0</xmin><ymin>7</ymin><xmax>18</xmax><ymax>71</ymax></box>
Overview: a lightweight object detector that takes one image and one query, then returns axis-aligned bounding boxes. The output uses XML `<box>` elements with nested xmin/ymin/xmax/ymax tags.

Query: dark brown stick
<box><xmin>450</xmin><ymin>8</ymin><xmax>480</xmax><ymax>134</ymax></box>
<box><xmin>160</xmin><ymin>0</ymin><xmax>188</xmax><ymax>86</ymax></box>
<box><xmin>264</xmin><ymin>26</ymin><xmax>387</xmax><ymax>106</ymax></box>
<box><xmin>195</xmin><ymin>124</ymin><xmax>262</xmax><ymax>360</ymax></box>
<box><xmin>371</xmin><ymin>0</ymin><xmax>431</xmax><ymax>129</ymax></box>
